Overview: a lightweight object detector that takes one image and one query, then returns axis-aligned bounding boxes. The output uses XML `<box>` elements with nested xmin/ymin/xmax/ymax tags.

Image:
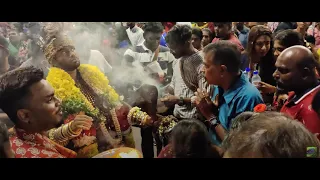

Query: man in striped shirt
<box><xmin>161</xmin><ymin>24</ymin><xmax>208</xmax><ymax>120</ymax></box>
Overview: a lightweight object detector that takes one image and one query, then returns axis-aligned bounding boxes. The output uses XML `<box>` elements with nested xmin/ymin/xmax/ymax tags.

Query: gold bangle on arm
<box><xmin>49</xmin><ymin>125</ymin><xmax>69</xmax><ymax>146</ymax></box>
<box><xmin>53</xmin><ymin>124</ymin><xmax>69</xmax><ymax>142</ymax></box>
<box><xmin>62</xmin><ymin>124</ymin><xmax>69</xmax><ymax>140</ymax></box>
<box><xmin>68</xmin><ymin>121</ymin><xmax>82</xmax><ymax>136</ymax></box>
<box><xmin>54</xmin><ymin>126</ymin><xmax>65</xmax><ymax>141</ymax></box>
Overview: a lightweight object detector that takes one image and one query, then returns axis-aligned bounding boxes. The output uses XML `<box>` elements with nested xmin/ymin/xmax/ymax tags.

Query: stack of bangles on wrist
<box><xmin>48</xmin><ymin>121</ymin><xmax>82</xmax><ymax>142</ymax></box>
<box><xmin>127</xmin><ymin>107</ymin><xmax>150</xmax><ymax>126</ymax></box>
<box><xmin>158</xmin><ymin>115</ymin><xmax>177</xmax><ymax>139</ymax></box>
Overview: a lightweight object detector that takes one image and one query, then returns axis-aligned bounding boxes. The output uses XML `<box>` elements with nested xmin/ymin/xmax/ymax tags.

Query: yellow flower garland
<box><xmin>78</xmin><ymin>64</ymin><xmax>120</xmax><ymax>106</ymax></box>
<box><xmin>47</xmin><ymin>67</ymin><xmax>95</xmax><ymax>112</ymax></box>
<box><xmin>46</xmin><ymin>64</ymin><xmax>124</xmax><ymax>158</ymax></box>
<box><xmin>46</xmin><ymin>64</ymin><xmax>120</xmax><ymax>117</ymax></box>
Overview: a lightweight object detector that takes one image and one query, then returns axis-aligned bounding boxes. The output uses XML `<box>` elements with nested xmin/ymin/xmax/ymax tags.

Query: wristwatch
<box><xmin>178</xmin><ymin>97</ymin><xmax>184</xmax><ymax>106</ymax></box>
<box><xmin>208</xmin><ymin>117</ymin><xmax>220</xmax><ymax>129</ymax></box>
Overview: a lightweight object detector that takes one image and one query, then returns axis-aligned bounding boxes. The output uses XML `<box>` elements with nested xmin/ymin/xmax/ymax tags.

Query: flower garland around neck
<box><xmin>46</xmin><ymin>64</ymin><xmax>121</xmax><ymax>120</ymax></box>
<box><xmin>78</xmin><ymin>64</ymin><xmax>120</xmax><ymax>108</ymax></box>
<box><xmin>46</xmin><ymin>65</ymin><xmax>122</xmax><ymax>158</ymax></box>
<box><xmin>46</xmin><ymin>67</ymin><xmax>99</xmax><ymax>119</ymax></box>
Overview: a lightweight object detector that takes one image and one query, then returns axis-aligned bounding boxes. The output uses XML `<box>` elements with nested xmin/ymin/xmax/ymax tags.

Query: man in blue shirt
<box><xmin>195</xmin><ymin>41</ymin><xmax>263</xmax><ymax>145</ymax></box>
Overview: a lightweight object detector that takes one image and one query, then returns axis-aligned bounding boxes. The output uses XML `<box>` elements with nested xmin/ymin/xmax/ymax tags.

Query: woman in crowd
<box><xmin>222</xmin><ymin>112</ymin><xmax>320</xmax><ymax>158</ymax></box>
<box><xmin>258</xmin><ymin>30</ymin><xmax>319</xmax><ymax>110</ymax></box>
<box><xmin>191</xmin><ymin>27</ymin><xmax>203</xmax><ymax>51</ymax></box>
<box><xmin>242</xmin><ymin>25</ymin><xmax>276</xmax><ymax>104</ymax></box>
<box><xmin>308</xmin><ymin>22</ymin><xmax>320</xmax><ymax>49</ymax></box>
<box><xmin>158</xmin><ymin>119</ymin><xmax>221</xmax><ymax>158</ymax></box>
<box><xmin>201</xmin><ymin>28</ymin><xmax>215</xmax><ymax>48</ymax></box>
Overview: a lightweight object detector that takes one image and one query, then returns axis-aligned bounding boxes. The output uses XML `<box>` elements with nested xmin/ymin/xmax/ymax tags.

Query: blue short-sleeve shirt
<box><xmin>209</xmin><ymin>72</ymin><xmax>264</xmax><ymax>145</ymax></box>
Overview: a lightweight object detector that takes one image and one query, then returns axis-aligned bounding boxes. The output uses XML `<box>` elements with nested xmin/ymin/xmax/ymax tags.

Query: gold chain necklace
<box><xmin>76</xmin><ymin>74</ymin><xmax>123</xmax><ymax>143</ymax></box>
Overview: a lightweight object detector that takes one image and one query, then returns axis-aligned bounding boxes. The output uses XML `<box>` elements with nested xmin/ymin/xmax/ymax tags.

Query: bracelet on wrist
<box><xmin>68</xmin><ymin>121</ymin><xmax>82</xmax><ymax>135</ymax></box>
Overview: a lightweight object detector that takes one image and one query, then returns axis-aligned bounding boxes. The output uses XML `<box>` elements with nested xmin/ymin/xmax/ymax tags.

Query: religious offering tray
<box><xmin>92</xmin><ymin>147</ymin><xmax>143</xmax><ymax>158</ymax></box>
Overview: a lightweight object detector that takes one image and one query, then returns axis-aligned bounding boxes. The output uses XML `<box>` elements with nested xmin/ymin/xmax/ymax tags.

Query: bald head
<box><xmin>274</xmin><ymin>45</ymin><xmax>319</xmax><ymax>93</ymax></box>
<box><xmin>278</xmin><ymin>45</ymin><xmax>316</xmax><ymax>68</ymax></box>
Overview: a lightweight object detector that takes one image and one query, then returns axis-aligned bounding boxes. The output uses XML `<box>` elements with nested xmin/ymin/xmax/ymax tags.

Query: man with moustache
<box><xmin>0</xmin><ymin>67</ymin><xmax>93</xmax><ymax>158</ymax></box>
<box><xmin>274</xmin><ymin>45</ymin><xmax>320</xmax><ymax>139</ymax></box>
<box><xmin>196</xmin><ymin>41</ymin><xmax>263</xmax><ymax>145</ymax></box>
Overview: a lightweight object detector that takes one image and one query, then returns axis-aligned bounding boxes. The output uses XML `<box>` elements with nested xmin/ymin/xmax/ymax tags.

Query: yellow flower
<box><xmin>46</xmin><ymin>64</ymin><xmax>120</xmax><ymax>118</ymax></box>
<box><xmin>78</xmin><ymin>64</ymin><xmax>120</xmax><ymax>106</ymax></box>
<box><xmin>47</xmin><ymin>67</ymin><xmax>96</xmax><ymax>112</ymax></box>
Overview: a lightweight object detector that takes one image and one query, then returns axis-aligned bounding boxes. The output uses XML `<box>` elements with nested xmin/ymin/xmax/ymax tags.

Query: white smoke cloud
<box><xmin>64</xmin><ymin>22</ymin><xmax>164</xmax><ymax>98</ymax></box>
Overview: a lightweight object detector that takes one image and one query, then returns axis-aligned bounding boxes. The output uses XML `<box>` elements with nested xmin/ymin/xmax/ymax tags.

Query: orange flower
<box><xmin>254</xmin><ymin>104</ymin><xmax>267</xmax><ymax>113</ymax></box>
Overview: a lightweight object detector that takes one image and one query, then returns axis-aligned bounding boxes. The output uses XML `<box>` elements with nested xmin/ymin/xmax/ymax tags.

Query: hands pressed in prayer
<box><xmin>195</xmin><ymin>88</ymin><xmax>218</xmax><ymax>120</ymax></box>
<box><xmin>70</xmin><ymin>115</ymin><xmax>93</xmax><ymax>132</ymax></box>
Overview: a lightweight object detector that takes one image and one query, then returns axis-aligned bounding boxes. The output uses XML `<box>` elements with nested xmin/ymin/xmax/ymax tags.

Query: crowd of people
<box><xmin>0</xmin><ymin>22</ymin><xmax>320</xmax><ymax>158</ymax></box>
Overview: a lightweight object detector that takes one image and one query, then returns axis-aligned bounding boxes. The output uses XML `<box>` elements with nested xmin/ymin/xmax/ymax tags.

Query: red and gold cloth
<box><xmin>157</xmin><ymin>144</ymin><xmax>174</xmax><ymax>158</ymax></box>
<box><xmin>10</xmin><ymin>127</ymin><xmax>77</xmax><ymax>158</ymax></box>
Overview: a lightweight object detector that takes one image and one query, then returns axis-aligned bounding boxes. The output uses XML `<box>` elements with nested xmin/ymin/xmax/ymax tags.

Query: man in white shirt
<box><xmin>123</xmin><ymin>22</ymin><xmax>175</xmax><ymax>158</ymax></box>
<box><xmin>126</xmin><ymin>22</ymin><xmax>145</xmax><ymax>47</ymax></box>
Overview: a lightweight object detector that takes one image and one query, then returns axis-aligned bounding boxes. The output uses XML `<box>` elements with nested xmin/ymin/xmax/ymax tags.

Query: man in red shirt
<box><xmin>273</xmin><ymin>45</ymin><xmax>320</xmax><ymax>139</ymax></box>
<box><xmin>0</xmin><ymin>67</ymin><xmax>92</xmax><ymax>158</ymax></box>
<box><xmin>212</xmin><ymin>22</ymin><xmax>244</xmax><ymax>52</ymax></box>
